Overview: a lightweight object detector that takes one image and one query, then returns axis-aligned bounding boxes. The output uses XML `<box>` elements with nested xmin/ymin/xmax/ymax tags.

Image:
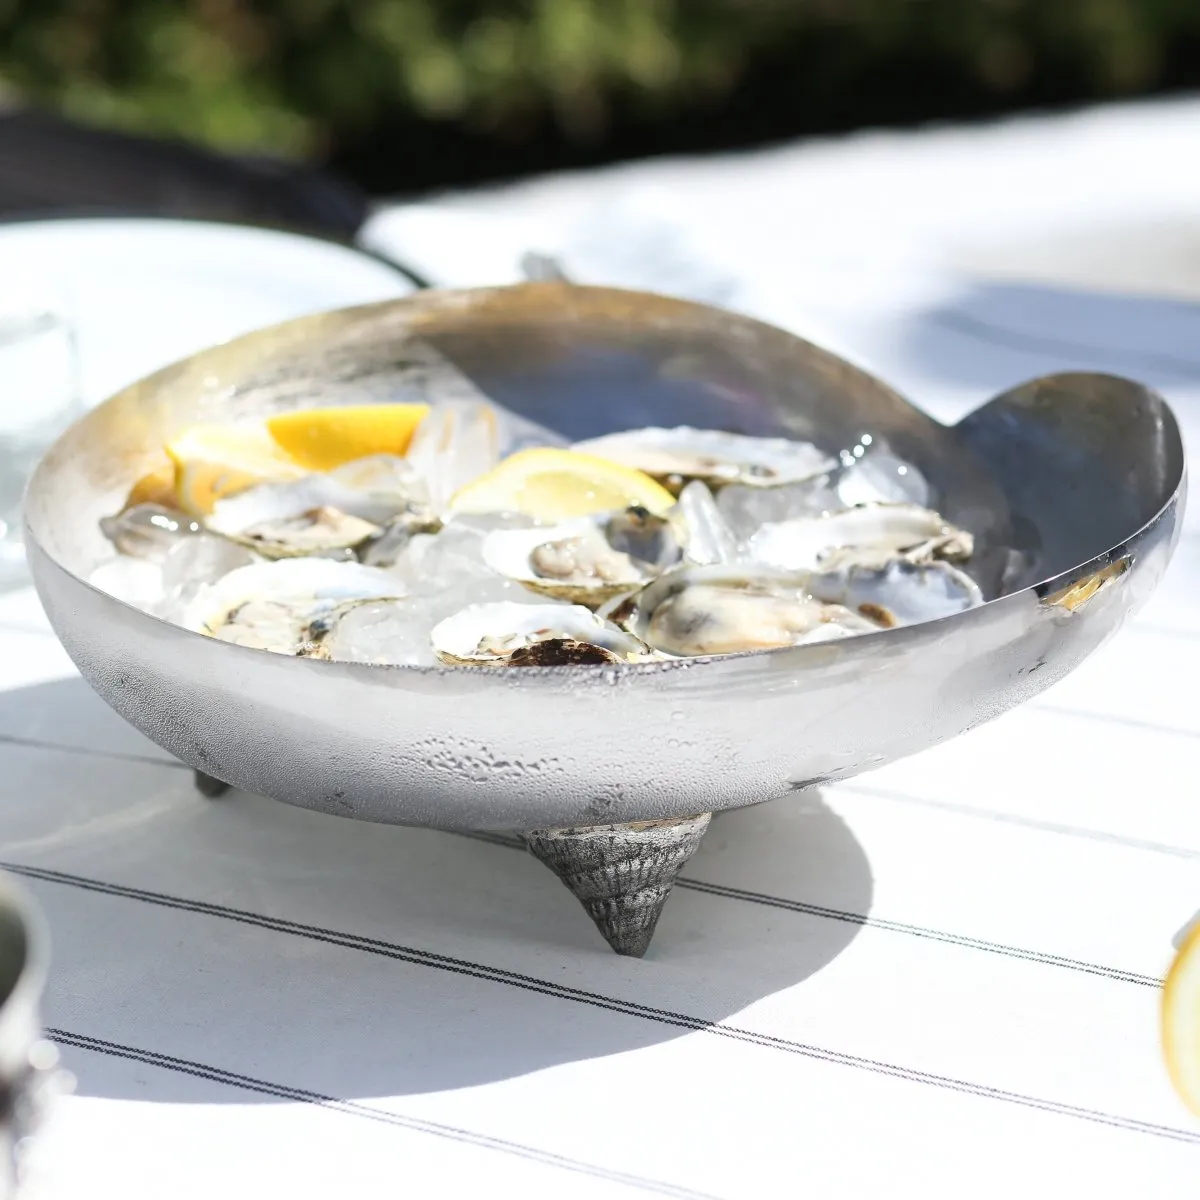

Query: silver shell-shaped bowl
<box><xmin>24</xmin><ymin>285</ymin><xmax>1186</xmax><ymax>833</ymax></box>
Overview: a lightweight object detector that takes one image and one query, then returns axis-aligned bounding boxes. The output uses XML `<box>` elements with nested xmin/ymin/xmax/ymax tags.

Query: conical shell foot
<box><xmin>524</xmin><ymin>813</ymin><xmax>712</xmax><ymax>956</ymax></box>
<box><xmin>193</xmin><ymin>769</ymin><xmax>230</xmax><ymax>798</ymax></box>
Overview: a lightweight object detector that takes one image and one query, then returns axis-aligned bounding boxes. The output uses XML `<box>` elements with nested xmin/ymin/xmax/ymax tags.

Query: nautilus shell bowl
<box><xmin>23</xmin><ymin>285</ymin><xmax>1186</xmax><ymax>954</ymax></box>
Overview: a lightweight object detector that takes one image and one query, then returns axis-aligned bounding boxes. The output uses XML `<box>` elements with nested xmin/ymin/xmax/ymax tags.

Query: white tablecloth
<box><xmin>9</xmin><ymin>98</ymin><xmax>1200</xmax><ymax>1199</ymax></box>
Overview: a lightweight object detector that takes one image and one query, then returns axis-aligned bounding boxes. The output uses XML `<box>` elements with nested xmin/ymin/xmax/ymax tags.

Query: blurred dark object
<box><xmin>0</xmin><ymin>108</ymin><xmax>368</xmax><ymax>237</ymax></box>
<box><xmin>2</xmin><ymin>1</ymin><xmax>1200</xmax><ymax>196</ymax></box>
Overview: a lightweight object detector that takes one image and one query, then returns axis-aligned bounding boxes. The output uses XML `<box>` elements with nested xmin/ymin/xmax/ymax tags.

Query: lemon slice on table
<box><xmin>1162</xmin><ymin>917</ymin><xmax>1200</xmax><ymax>1114</ymax></box>
<box><xmin>448</xmin><ymin>448</ymin><xmax>676</xmax><ymax>521</ymax></box>
<box><xmin>266</xmin><ymin>403</ymin><xmax>430</xmax><ymax>471</ymax></box>
<box><xmin>167</xmin><ymin>423</ymin><xmax>306</xmax><ymax>516</ymax></box>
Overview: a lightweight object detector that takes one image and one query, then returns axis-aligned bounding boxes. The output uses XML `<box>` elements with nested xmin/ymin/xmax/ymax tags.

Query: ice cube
<box><xmin>324</xmin><ymin>599</ymin><xmax>434</xmax><ymax>666</ymax></box>
<box><xmin>159</xmin><ymin>536</ymin><xmax>258</xmax><ymax>620</ymax></box>
<box><xmin>99</xmin><ymin>504</ymin><xmax>203</xmax><ymax>561</ymax></box>
<box><xmin>88</xmin><ymin>556</ymin><xmax>166</xmax><ymax>614</ymax></box>
<box><xmin>675</xmin><ymin>481</ymin><xmax>738</xmax><ymax>565</ymax></box>
<box><xmin>337</xmin><ymin>518</ymin><xmax>555</xmax><ymax>664</ymax></box>
<box><xmin>717</xmin><ymin>476</ymin><xmax>844</xmax><ymax>541</ymax></box>
<box><xmin>327</xmin><ymin>577</ymin><xmax>546</xmax><ymax>666</ymax></box>
<box><xmin>405</xmin><ymin>401</ymin><xmax>502</xmax><ymax>511</ymax></box>
<box><xmin>406</xmin><ymin>400</ymin><xmax>567</xmax><ymax>512</ymax></box>
<box><xmin>836</xmin><ymin>447</ymin><xmax>931</xmax><ymax>508</ymax></box>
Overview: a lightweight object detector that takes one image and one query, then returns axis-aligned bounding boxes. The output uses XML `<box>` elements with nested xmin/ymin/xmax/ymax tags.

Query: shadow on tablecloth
<box><xmin>0</xmin><ymin>675</ymin><xmax>872</xmax><ymax>1103</ymax></box>
<box><xmin>902</xmin><ymin>281</ymin><xmax>1200</xmax><ymax>393</ymax></box>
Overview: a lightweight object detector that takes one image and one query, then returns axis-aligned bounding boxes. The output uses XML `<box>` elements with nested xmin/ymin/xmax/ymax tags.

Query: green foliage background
<box><xmin>0</xmin><ymin>1</ymin><xmax>1197</xmax><ymax>157</ymax></box>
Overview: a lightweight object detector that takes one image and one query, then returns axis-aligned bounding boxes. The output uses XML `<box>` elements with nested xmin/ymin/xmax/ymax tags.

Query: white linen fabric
<box><xmin>7</xmin><ymin>98</ymin><xmax>1200</xmax><ymax>1199</ymax></box>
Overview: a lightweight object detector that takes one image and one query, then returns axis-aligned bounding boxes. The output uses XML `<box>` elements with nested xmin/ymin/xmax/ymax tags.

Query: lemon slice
<box><xmin>266</xmin><ymin>403</ymin><xmax>430</xmax><ymax>471</ymax></box>
<box><xmin>166</xmin><ymin>423</ymin><xmax>306</xmax><ymax>516</ymax></box>
<box><xmin>449</xmin><ymin>448</ymin><xmax>676</xmax><ymax>521</ymax></box>
<box><xmin>1163</xmin><ymin>917</ymin><xmax>1200</xmax><ymax>1114</ymax></box>
<box><xmin>123</xmin><ymin>461</ymin><xmax>178</xmax><ymax>511</ymax></box>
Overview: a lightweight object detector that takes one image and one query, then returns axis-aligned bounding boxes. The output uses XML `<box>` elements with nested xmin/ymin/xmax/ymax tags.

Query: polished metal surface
<box><xmin>0</xmin><ymin>876</ymin><xmax>57</xmax><ymax>1198</ymax></box>
<box><xmin>23</xmin><ymin>285</ymin><xmax>1186</xmax><ymax>835</ymax></box>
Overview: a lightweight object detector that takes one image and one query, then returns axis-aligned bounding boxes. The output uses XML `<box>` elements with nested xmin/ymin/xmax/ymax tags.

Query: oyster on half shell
<box><xmin>612</xmin><ymin>564</ymin><xmax>883</xmax><ymax>658</ymax></box>
<box><xmin>205</xmin><ymin>456</ymin><xmax>435</xmax><ymax>560</ymax></box>
<box><xmin>808</xmin><ymin>559</ymin><xmax>984</xmax><ymax>629</ymax></box>
<box><xmin>748</xmin><ymin>503</ymin><xmax>973</xmax><ymax>573</ymax></box>
<box><xmin>480</xmin><ymin>509</ymin><xmax>679</xmax><ymax>605</ymax></box>
<box><xmin>182</xmin><ymin>559</ymin><xmax>405</xmax><ymax>654</ymax></box>
<box><xmin>572</xmin><ymin>427</ymin><xmax>835</xmax><ymax>493</ymax></box>
<box><xmin>431</xmin><ymin>601</ymin><xmax>651</xmax><ymax>666</ymax></box>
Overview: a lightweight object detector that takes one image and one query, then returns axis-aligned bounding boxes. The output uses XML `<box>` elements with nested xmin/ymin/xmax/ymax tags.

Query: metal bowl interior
<box><xmin>24</xmin><ymin>285</ymin><xmax>1186</xmax><ymax>829</ymax></box>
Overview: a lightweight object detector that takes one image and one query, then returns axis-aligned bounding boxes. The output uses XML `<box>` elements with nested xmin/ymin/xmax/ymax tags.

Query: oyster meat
<box><xmin>431</xmin><ymin>601</ymin><xmax>651</xmax><ymax>666</ymax></box>
<box><xmin>572</xmin><ymin>427</ymin><xmax>835</xmax><ymax>493</ymax></box>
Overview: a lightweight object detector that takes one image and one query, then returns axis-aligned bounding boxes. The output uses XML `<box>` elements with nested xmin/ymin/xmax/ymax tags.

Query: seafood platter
<box><xmin>24</xmin><ymin>285</ymin><xmax>1184</xmax><ymax>954</ymax></box>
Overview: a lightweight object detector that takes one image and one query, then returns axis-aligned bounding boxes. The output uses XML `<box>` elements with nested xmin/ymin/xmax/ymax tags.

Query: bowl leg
<box><xmin>192</xmin><ymin>769</ymin><xmax>230</xmax><ymax>798</ymax></box>
<box><xmin>523</xmin><ymin>813</ymin><xmax>712</xmax><ymax>957</ymax></box>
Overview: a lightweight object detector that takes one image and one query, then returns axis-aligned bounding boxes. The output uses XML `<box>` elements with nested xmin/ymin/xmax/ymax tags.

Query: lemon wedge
<box><xmin>123</xmin><ymin>461</ymin><xmax>178</xmax><ymax>511</ymax></box>
<box><xmin>448</xmin><ymin>447</ymin><xmax>676</xmax><ymax>521</ymax></box>
<box><xmin>166</xmin><ymin>423</ymin><xmax>306</xmax><ymax>516</ymax></box>
<box><xmin>266</xmin><ymin>403</ymin><xmax>430</xmax><ymax>471</ymax></box>
<box><xmin>1163</xmin><ymin>917</ymin><xmax>1200</xmax><ymax>1114</ymax></box>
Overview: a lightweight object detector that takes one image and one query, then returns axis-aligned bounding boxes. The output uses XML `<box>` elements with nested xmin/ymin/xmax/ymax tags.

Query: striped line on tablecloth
<box><xmin>12</xmin><ymin>862</ymin><xmax>1197</xmax><ymax>1146</ymax></box>
<box><xmin>49</xmin><ymin>1029</ymin><xmax>719</xmax><ymax>1200</ymax></box>
<box><xmin>0</xmin><ymin>718</ymin><xmax>1166</xmax><ymax>989</ymax></box>
<box><xmin>457</xmin><ymin>832</ymin><xmax>1161</xmax><ymax>987</ymax></box>
<box><xmin>837</xmin><ymin>781</ymin><xmax>1200</xmax><ymax>860</ymax></box>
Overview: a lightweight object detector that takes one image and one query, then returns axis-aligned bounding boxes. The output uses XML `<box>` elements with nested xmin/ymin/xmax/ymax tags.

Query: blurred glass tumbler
<box><xmin>0</xmin><ymin>275</ymin><xmax>81</xmax><ymax>590</ymax></box>
<box><xmin>0</xmin><ymin>875</ymin><xmax>61</xmax><ymax>1198</ymax></box>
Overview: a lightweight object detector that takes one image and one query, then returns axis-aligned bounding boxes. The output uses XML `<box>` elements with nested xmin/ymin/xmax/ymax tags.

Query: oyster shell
<box><xmin>480</xmin><ymin>511</ymin><xmax>672</xmax><ymax>605</ymax></box>
<box><xmin>616</xmin><ymin>564</ymin><xmax>883</xmax><ymax>658</ymax></box>
<box><xmin>205</xmin><ymin>457</ymin><xmax>434</xmax><ymax>559</ymax></box>
<box><xmin>808</xmin><ymin>560</ymin><xmax>983</xmax><ymax>629</ymax></box>
<box><xmin>431</xmin><ymin>602</ymin><xmax>650</xmax><ymax>666</ymax></box>
<box><xmin>182</xmin><ymin>559</ymin><xmax>405</xmax><ymax>654</ymax></box>
<box><xmin>747</xmin><ymin>503</ymin><xmax>973</xmax><ymax>573</ymax></box>
<box><xmin>572</xmin><ymin>427</ymin><xmax>835</xmax><ymax>493</ymax></box>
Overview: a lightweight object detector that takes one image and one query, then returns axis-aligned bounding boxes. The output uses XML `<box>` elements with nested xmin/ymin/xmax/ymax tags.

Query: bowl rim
<box><xmin>24</xmin><ymin>284</ymin><xmax>1188</xmax><ymax>684</ymax></box>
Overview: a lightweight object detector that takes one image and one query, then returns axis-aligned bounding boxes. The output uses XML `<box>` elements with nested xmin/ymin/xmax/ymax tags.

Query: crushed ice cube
<box><xmin>675</xmin><ymin>481</ymin><xmax>738</xmax><ymax>565</ymax></box>
<box><xmin>405</xmin><ymin>401</ymin><xmax>502</xmax><ymax>511</ymax></box>
<box><xmin>159</xmin><ymin>536</ymin><xmax>258</xmax><ymax>620</ymax></box>
<box><xmin>88</xmin><ymin>557</ymin><xmax>166</xmax><ymax>614</ymax></box>
<box><xmin>406</xmin><ymin>400</ymin><xmax>567</xmax><ymax>512</ymax></box>
<box><xmin>836</xmin><ymin>443</ymin><xmax>931</xmax><ymax>508</ymax></box>
<box><xmin>716</xmin><ymin>476</ymin><xmax>844</xmax><ymax>541</ymax></box>
<box><xmin>336</xmin><ymin>519</ymin><xmax>551</xmax><ymax>665</ymax></box>
<box><xmin>325</xmin><ymin>599</ymin><xmax>433</xmax><ymax>665</ymax></box>
<box><xmin>99</xmin><ymin>504</ymin><xmax>203</xmax><ymax>561</ymax></box>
